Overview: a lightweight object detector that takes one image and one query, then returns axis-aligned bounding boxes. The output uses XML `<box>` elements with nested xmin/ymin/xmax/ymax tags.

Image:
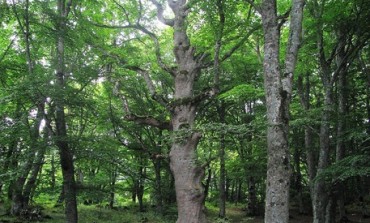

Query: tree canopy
<box><xmin>0</xmin><ymin>0</ymin><xmax>369</xmax><ymax>223</ymax></box>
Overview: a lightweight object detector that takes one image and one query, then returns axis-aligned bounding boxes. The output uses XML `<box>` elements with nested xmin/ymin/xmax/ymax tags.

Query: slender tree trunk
<box><xmin>23</xmin><ymin>142</ymin><xmax>46</xmax><ymax>205</ymax></box>
<box><xmin>153</xmin><ymin>158</ymin><xmax>163</xmax><ymax>212</ymax></box>
<box><xmin>335</xmin><ymin>29</ymin><xmax>348</xmax><ymax>221</ymax></box>
<box><xmin>292</xmin><ymin>140</ymin><xmax>304</xmax><ymax>214</ymax></box>
<box><xmin>218</xmin><ymin>104</ymin><xmax>226</xmax><ymax>218</ymax></box>
<box><xmin>10</xmin><ymin>103</ymin><xmax>44</xmax><ymax>215</ymax></box>
<box><xmin>261</xmin><ymin>0</ymin><xmax>305</xmax><ymax>222</ymax></box>
<box><xmin>132</xmin><ymin>181</ymin><xmax>137</xmax><ymax>203</ymax></box>
<box><xmin>109</xmin><ymin>168</ymin><xmax>117</xmax><ymax>209</ymax></box>
<box><xmin>55</xmin><ymin>1</ymin><xmax>78</xmax><ymax>222</ymax></box>
<box><xmin>9</xmin><ymin>0</ymin><xmax>46</xmax><ymax>215</ymax></box>
<box><xmin>50</xmin><ymin>153</ymin><xmax>56</xmax><ymax>190</ymax></box>
<box><xmin>202</xmin><ymin>166</ymin><xmax>212</xmax><ymax>205</ymax></box>
<box><xmin>312</xmin><ymin>86</ymin><xmax>332</xmax><ymax>223</ymax></box>
<box><xmin>137</xmin><ymin>162</ymin><xmax>146</xmax><ymax>212</ymax></box>
<box><xmin>247</xmin><ymin>176</ymin><xmax>258</xmax><ymax>216</ymax></box>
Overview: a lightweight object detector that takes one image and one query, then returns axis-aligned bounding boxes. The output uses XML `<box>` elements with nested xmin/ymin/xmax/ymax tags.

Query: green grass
<box><xmin>0</xmin><ymin>202</ymin><xmax>263</xmax><ymax>223</ymax></box>
<box><xmin>0</xmin><ymin>204</ymin><xmax>178</xmax><ymax>223</ymax></box>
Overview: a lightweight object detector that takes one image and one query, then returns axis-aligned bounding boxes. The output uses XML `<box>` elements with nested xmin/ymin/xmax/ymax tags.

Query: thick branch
<box><xmin>149</xmin><ymin>0</ymin><xmax>174</xmax><ymax>26</ymax></box>
<box><xmin>277</xmin><ymin>7</ymin><xmax>291</xmax><ymax>31</ymax></box>
<box><xmin>125</xmin><ymin>114</ymin><xmax>171</xmax><ymax>130</ymax></box>
<box><xmin>282</xmin><ymin>0</ymin><xmax>305</xmax><ymax>95</ymax></box>
<box><xmin>123</xmin><ymin>65</ymin><xmax>168</xmax><ymax>107</ymax></box>
<box><xmin>169</xmin><ymin>88</ymin><xmax>218</xmax><ymax>108</ymax></box>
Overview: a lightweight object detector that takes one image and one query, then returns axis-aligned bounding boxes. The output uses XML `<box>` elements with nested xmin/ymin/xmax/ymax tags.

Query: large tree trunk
<box><xmin>150</xmin><ymin>1</ymin><xmax>207</xmax><ymax>222</ymax></box>
<box><xmin>260</xmin><ymin>0</ymin><xmax>304</xmax><ymax>222</ymax></box>
<box><xmin>55</xmin><ymin>1</ymin><xmax>78</xmax><ymax>222</ymax></box>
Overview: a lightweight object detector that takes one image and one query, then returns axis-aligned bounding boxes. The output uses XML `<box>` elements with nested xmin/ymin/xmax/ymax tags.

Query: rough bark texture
<box><xmin>261</xmin><ymin>0</ymin><xmax>305</xmax><ymax>222</ymax></box>
<box><xmin>148</xmin><ymin>1</ymin><xmax>208</xmax><ymax>222</ymax></box>
<box><xmin>55</xmin><ymin>1</ymin><xmax>78</xmax><ymax>222</ymax></box>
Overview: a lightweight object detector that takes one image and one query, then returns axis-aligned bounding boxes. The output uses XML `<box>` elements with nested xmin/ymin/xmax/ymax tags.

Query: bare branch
<box><xmin>149</xmin><ymin>0</ymin><xmax>174</xmax><ymax>26</ymax></box>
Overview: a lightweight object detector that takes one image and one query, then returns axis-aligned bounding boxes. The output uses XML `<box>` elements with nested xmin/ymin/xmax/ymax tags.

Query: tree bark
<box><xmin>150</xmin><ymin>1</ymin><xmax>208</xmax><ymax>222</ymax></box>
<box><xmin>335</xmin><ymin>28</ymin><xmax>348</xmax><ymax>222</ymax></box>
<box><xmin>216</xmin><ymin>103</ymin><xmax>226</xmax><ymax>218</ymax></box>
<box><xmin>312</xmin><ymin>85</ymin><xmax>332</xmax><ymax>223</ymax></box>
<box><xmin>109</xmin><ymin>167</ymin><xmax>117</xmax><ymax>209</ymax></box>
<box><xmin>55</xmin><ymin>1</ymin><xmax>78</xmax><ymax>222</ymax></box>
<box><xmin>260</xmin><ymin>0</ymin><xmax>305</xmax><ymax>222</ymax></box>
<box><xmin>153</xmin><ymin>157</ymin><xmax>163</xmax><ymax>212</ymax></box>
<box><xmin>247</xmin><ymin>176</ymin><xmax>258</xmax><ymax>216</ymax></box>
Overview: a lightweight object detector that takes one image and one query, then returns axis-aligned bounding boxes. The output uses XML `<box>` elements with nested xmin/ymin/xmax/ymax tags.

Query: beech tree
<box><xmin>1</xmin><ymin>1</ymin><xmax>370</xmax><ymax>223</ymax></box>
<box><xmin>256</xmin><ymin>0</ymin><xmax>305</xmax><ymax>222</ymax></box>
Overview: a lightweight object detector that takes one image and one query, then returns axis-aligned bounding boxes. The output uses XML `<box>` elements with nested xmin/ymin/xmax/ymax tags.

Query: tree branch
<box><xmin>123</xmin><ymin>65</ymin><xmax>169</xmax><ymax>107</ymax></box>
<box><xmin>64</xmin><ymin>0</ymin><xmax>73</xmax><ymax>17</ymax></box>
<box><xmin>221</xmin><ymin>25</ymin><xmax>260</xmax><ymax>62</ymax></box>
<box><xmin>244</xmin><ymin>0</ymin><xmax>261</xmax><ymax>13</ymax></box>
<box><xmin>112</xmin><ymin>0</ymin><xmax>131</xmax><ymax>23</ymax></box>
<box><xmin>277</xmin><ymin>7</ymin><xmax>291</xmax><ymax>31</ymax></box>
<box><xmin>0</xmin><ymin>38</ymin><xmax>14</xmax><ymax>64</ymax></box>
<box><xmin>149</xmin><ymin>0</ymin><xmax>174</xmax><ymax>26</ymax></box>
<box><xmin>91</xmin><ymin>21</ymin><xmax>175</xmax><ymax>75</ymax></box>
<box><xmin>282</xmin><ymin>0</ymin><xmax>305</xmax><ymax>95</ymax></box>
<box><xmin>213</xmin><ymin>0</ymin><xmax>226</xmax><ymax>90</ymax></box>
<box><xmin>125</xmin><ymin>114</ymin><xmax>171</xmax><ymax>130</ymax></box>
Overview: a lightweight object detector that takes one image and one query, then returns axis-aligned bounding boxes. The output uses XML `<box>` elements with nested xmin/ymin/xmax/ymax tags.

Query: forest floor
<box><xmin>0</xmin><ymin>202</ymin><xmax>369</xmax><ymax>223</ymax></box>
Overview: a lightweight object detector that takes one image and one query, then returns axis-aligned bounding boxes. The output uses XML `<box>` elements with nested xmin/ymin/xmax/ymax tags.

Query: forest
<box><xmin>0</xmin><ymin>0</ymin><xmax>369</xmax><ymax>223</ymax></box>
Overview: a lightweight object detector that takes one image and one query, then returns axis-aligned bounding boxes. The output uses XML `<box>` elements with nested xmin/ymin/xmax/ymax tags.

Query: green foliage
<box><xmin>218</xmin><ymin>84</ymin><xmax>264</xmax><ymax>101</ymax></box>
<box><xmin>315</xmin><ymin>155</ymin><xmax>370</xmax><ymax>183</ymax></box>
